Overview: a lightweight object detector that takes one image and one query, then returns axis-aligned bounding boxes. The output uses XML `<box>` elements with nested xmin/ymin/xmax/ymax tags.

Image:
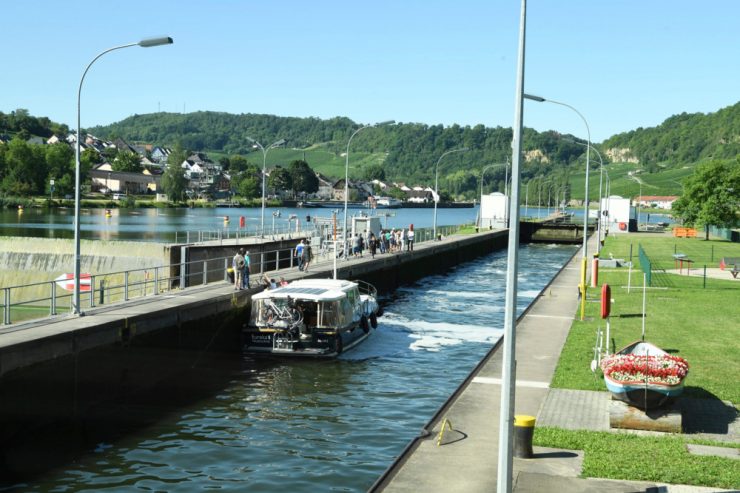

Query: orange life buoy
<box><xmin>618</xmin><ymin>222</ymin><xmax>627</xmax><ymax>231</ymax></box>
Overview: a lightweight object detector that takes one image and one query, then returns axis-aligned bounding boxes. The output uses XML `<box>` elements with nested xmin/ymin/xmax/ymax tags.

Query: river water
<box><xmin>5</xmin><ymin>242</ymin><xmax>578</xmax><ymax>492</ymax></box>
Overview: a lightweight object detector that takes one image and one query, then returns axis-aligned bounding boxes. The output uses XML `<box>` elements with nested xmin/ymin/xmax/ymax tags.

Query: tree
<box><xmin>362</xmin><ymin>163</ymin><xmax>386</xmax><ymax>181</ymax></box>
<box><xmin>289</xmin><ymin>160</ymin><xmax>318</xmax><ymax>195</ymax></box>
<box><xmin>268</xmin><ymin>166</ymin><xmax>292</xmax><ymax>195</ymax></box>
<box><xmin>112</xmin><ymin>150</ymin><xmax>141</xmax><ymax>172</ymax></box>
<box><xmin>232</xmin><ymin>172</ymin><xmax>260</xmax><ymax>199</ymax></box>
<box><xmin>45</xmin><ymin>143</ymin><xmax>75</xmax><ymax>195</ymax></box>
<box><xmin>672</xmin><ymin>159</ymin><xmax>740</xmax><ymax>239</ymax></box>
<box><xmin>229</xmin><ymin>155</ymin><xmax>250</xmax><ymax>172</ymax></box>
<box><xmin>161</xmin><ymin>162</ymin><xmax>189</xmax><ymax>202</ymax></box>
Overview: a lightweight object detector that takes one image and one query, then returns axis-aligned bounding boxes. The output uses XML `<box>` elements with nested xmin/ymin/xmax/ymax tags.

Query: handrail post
<box><xmin>50</xmin><ymin>281</ymin><xmax>57</xmax><ymax>316</ymax></box>
<box><xmin>124</xmin><ymin>271</ymin><xmax>130</xmax><ymax>301</ymax></box>
<box><xmin>224</xmin><ymin>257</ymin><xmax>229</xmax><ymax>282</ymax></box>
<box><xmin>3</xmin><ymin>288</ymin><xmax>10</xmax><ymax>325</ymax></box>
<box><xmin>154</xmin><ymin>267</ymin><xmax>160</xmax><ymax>295</ymax></box>
<box><xmin>276</xmin><ymin>249</ymin><xmax>280</xmax><ymax>271</ymax></box>
<box><xmin>203</xmin><ymin>260</ymin><xmax>208</xmax><ymax>285</ymax></box>
<box><xmin>90</xmin><ymin>275</ymin><xmax>96</xmax><ymax>308</ymax></box>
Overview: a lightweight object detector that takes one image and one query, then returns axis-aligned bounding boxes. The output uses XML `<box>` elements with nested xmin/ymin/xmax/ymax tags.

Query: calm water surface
<box><xmin>9</xmin><ymin>243</ymin><xmax>577</xmax><ymax>492</ymax></box>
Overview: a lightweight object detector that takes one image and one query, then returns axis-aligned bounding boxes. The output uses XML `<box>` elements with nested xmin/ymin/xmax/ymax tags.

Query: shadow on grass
<box><xmin>680</xmin><ymin>387</ymin><xmax>739</xmax><ymax>435</ymax></box>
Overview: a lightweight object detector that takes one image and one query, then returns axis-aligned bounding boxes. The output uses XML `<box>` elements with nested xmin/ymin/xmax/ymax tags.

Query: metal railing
<box><xmin>1</xmin><ymin>224</ymin><xmax>468</xmax><ymax>327</ymax></box>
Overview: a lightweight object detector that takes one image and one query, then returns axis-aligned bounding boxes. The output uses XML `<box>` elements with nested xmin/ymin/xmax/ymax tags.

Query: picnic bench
<box><xmin>672</xmin><ymin>253</ymin><xmax>694</xmax><ymax>274</ymax></box>
<box><xmin>720</xmin><ymin>257</ymin><xmax>740</xmax><ymax>278</ymax></box>
<box><xmin>672</xmin><ymin>227</ymin><xmax>697</xmax><ymax>238</ymax></box>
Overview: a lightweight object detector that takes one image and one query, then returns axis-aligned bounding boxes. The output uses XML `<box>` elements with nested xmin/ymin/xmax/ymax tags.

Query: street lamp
<box><xmin>343</xmin><ymin>120</ymin><xmax>394</xmax><ymax>258</ymax></box>
<box><xmin>247</xmin><ymin>137</ymin><xmax>286</xmax><ymax>238</ymax></box>
<box><xmin>433</xmin><ymin>147</ymin><xmax>468</xmax><ymax>239</ymax></box>
<box><xmin>524</xmin><ymin>93</ymin><xmax>591</xmax><ymax>320</ymax></box>
<box><xmin>569</xmin><ymin>139</ymin><xmax>605</xmax><ymax>252</ymax></box>
<box><xmin>73</xmin><ymin>36</ymin><xmax>173</xmax><ymax>315</ymax></box>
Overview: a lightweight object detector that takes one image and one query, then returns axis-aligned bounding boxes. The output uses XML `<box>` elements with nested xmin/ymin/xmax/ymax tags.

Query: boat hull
<box><xmin>243</xmin><ymin>324</ymin><xmax>371</xmax><ymax>358</ymax></box>
<box><xmin>601</xmin><ymin>340</ymin><xmax>687</xmax><ymax>410</ymax></box>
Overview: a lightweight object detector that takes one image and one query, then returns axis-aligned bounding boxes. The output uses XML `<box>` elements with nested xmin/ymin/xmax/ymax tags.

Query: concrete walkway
<box><xmin>372</xmin><ymin>236</ymin><xmax>737</xmax><ymax>492</ymax></box>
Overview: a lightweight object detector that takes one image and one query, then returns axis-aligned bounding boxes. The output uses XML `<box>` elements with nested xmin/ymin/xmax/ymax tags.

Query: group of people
<box><xmin>360</xmin><ymin>226</ymin><xmax>415</xmax><ymax>258</ymax></box>
<box><xmin>294</xmin><ymin>239</ymin><xmax>313</xmax><ymax>272</ymax></box>
<box><xmin>232</xmin><ymin>248</ymin><xmax>250</xmax><ymax>290</ymax></box>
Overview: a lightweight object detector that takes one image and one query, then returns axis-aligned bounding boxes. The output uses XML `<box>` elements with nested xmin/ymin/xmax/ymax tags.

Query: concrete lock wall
<box><xmin>0</xmin><ymin>237</ymin><xmax>171</xmax><ymax>295</ymax></box>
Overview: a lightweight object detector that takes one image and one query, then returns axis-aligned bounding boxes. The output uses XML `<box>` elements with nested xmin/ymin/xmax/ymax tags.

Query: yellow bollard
<box><xmin>513</xmin><ymin>415</ymin><xmax>536</xmax><ymax>458</ymax></box>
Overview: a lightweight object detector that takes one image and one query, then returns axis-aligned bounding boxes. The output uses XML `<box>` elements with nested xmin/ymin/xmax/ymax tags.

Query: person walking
<box><xmin>407</xmin><ymin>225</ymin><xmax>415</xmax><ymax>251</ymax></box>
<box><xmin>233</xmin><ymin>248</ymin><xmax>245</xmax><ymax>290</ymax></box>
<box><xmin>295</xmin><ymin>240</ymin><xmax>305</xmax><ymax>271</ymax></box>
<box><xmin>369</xmin><ymin>232</ymin><xmax>377</xmax><ymax>258</ymax></box>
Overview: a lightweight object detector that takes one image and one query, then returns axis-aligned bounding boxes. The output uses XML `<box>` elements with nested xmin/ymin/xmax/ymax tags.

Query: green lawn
<box><xmin>542</xmin><ymin>232</ymin><xmax>740</xmax><ymax>489</ymax></box>
<box><xmin>534</xmin><ymin>428</ymin><xmax>740</xmax><ymax>490</ymax></box>
<box><xmin>552</xmin><ymin>233</ymin><xmax>740</xmax><ymax>402</ymax></box>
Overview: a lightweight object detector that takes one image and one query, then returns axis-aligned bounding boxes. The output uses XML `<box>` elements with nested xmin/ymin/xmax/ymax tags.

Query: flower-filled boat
<box><xmin>600</xmin><ymin>341</ymin><xmax>689</xmax><ymax>410</ymax></box>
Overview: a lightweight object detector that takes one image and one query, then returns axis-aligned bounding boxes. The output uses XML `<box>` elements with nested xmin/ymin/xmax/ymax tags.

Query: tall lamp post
<box><xmin>73</xmin><ymin>36</ymin><xmax>173</xmax><ymax>315</ymax></box>
<box><xmin>343</xmin><ymin>120</ymin><xmax>394</xmax><ymax>258</ymax></box>
<box><xmin>568</xmin><ymin>139</ymin><xmax>605</xmax><ymax>252</ymax></box>
<box><xmin>247</xmin><ymin>137</ymin><xmax>286</xmax><ymax>237</ymax></box>
<box><xmin>524</xmin><ymin>93</ymin><xmax>591</xmax><ymax>320</ymax></box>
<box><xmin>433</xmin><ymin>147</ymin><xmax>468</xmax><ymax>239</ymax></box>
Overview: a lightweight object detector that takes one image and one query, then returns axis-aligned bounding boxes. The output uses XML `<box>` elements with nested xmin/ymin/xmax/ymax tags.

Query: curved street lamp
<box><xmin>433</xmin><ymin>147</ymin><xmax>468</xmax><ymax>239</ymax></box>
<box><xmin>569</xmin><ymin>139</ymin><xmax>605</xmax><ymax>252</ymax></box>
<box><xmin>524</xmin><ymin>93</ymin><xmax>591</xmax><ymax>320</ymax></box>
<box><xmin>73</xmin><ymin>36</ymin><xmax>173</xmax><ymax>315</ymax></box>
<box><xmin>247</xmin><ymin>137</ymin><xmax>286</xmax><ymax>238</ymax></box>
<box><xmin>343</xmin><ymin>120</ymin><xmax>394</xmax><ymax>258</ymax></box>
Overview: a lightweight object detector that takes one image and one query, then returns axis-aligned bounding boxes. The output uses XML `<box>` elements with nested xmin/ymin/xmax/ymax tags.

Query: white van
<box><xmin>113</xmin><ymin>193</ymin><xmax>126</xmax><ymax>200</ymax></box>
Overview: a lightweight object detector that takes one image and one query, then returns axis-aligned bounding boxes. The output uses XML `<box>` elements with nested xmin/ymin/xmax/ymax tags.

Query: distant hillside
<box><xmin>602</xmin><ymin>102</ymin><xmax>740</xmax><ymax>167</ymax></box>
<box><xmin>89</xmin><ymin>112</ymin><xmax>594</xmax><ymax>187</ymax></box>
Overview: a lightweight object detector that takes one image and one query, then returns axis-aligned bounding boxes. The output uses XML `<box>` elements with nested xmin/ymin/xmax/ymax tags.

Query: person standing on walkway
<box><xmin>407</xmin><ymin>225</ymin><xmax>415</xmax><ymax>251</ymax></box>
<box><xmin>302</xmin><ymin>240</ymin><xmax>312</xmax><ymax>272</ymax></box>
<box><xmin>233</xmin><ymin>249</ymin><xmax>245</xmax><ymax>290</ymax></box>
<box><xmin>295</xmin><ymin>240</ymin><xmax>305</xmax><ymax>271</ymax></box>
<box><xmin>242</xmin><ymin>249</ymin><xmax>250</xmax><ymax>289</ymax></box>
<box><xmin>369</xmin><ymin>232</ymin><xmax>377</xmax><ymax>258</ymax></box>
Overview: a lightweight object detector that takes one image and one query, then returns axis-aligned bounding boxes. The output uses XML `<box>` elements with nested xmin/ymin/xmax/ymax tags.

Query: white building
<box><xmin>479</xmin><ymin>192</ymin><xmax>508</xmax><ymax>229</ymax></box>
<box><xmin>601</xmin><ymin>195</ymin><xmax>636</xmax><ymax>233</ymax></box>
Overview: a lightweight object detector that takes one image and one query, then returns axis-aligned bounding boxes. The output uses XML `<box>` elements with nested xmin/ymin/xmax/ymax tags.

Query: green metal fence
<box><xmin>638</xmin><ymin>243</ymin><xmax>652</xmax><ymax>286</ymax></box>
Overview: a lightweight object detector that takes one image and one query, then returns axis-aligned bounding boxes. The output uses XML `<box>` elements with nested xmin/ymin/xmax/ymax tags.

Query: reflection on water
<box><xmin>3</xmin><ymin>244</ymin><xmax>577</xmax><ymax>492</ymax></box>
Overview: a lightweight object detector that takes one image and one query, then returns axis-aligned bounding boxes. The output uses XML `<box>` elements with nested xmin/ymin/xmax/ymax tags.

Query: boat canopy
<box><xmin>251</xmin><ymin>279</ymin><xmax>359</xmax><ymax>303</ymax></box>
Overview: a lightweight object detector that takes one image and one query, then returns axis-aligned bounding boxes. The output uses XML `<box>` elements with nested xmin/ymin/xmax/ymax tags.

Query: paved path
<box><xmin>372</xmin><ymin>235</ymin><xmax>738</xmax><ymax>492</ymax></box>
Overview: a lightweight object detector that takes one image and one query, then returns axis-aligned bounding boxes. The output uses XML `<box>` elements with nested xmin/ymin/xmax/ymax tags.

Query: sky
<box><xmin>2</xmin><ymin>0</ymin><xmax>738</xmax><ymax>143</ymax></box>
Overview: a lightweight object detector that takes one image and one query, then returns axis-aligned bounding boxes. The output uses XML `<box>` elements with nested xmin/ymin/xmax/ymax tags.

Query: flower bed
<box><xmin>601</xmin><ymin>353</ymin><xmax>689</xmax><ymax>386</ymax></box>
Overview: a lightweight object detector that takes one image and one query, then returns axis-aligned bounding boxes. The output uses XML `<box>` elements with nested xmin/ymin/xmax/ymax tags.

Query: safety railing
<box><xmin>1</xmin><ymin>224</ymin><xmax>468</xmax><ymax>327</ymax></box>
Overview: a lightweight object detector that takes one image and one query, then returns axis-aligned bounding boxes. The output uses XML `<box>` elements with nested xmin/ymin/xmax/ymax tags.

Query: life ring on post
<box><xmin>618</xmin><ymin>222</ymin><xmax>627</xmax><ymax>231</ymax></box>
<box><xmin>601</xmin><ymin>284</ymin><xmax>611</xmax><ymax>319</ymax></box>
<box><xmin>370</xmin><ymin>312</ymin><xmax>378</xmax><ymax>329</ymax></box>
<box><xmin>360</xmin><ymin>315</ymin><xmax>370</xmax><ymax>333</ymax></box>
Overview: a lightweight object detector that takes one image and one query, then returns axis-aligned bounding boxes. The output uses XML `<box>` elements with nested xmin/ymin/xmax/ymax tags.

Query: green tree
<box><xmin>45</xmin><ymin>143</ymin><xmax>75</xmax><ymax>195</ymax></box>
<box><xmin>672</xmin><ymin>159</ymin><xmax>740</xmax><ymax>239</ymax></box>
<box><xmin>268</xmin><ymin>166</ymin><xmax>292</xmax><ymax>195</ymax></box>
<box><xmin>112</xmin><ymin>150</ymin><xmax>141</xmax><ymax>172</ymax></box>
<box><xmin>1</xmin><ymin>137</ymin><xmax>45</xmax><ymax>195</ymax></box>
<box><xmin>362</xmin><ymin>163</ymin><xmax>386</xmax><ymax>181</ymax></box>
<box><xmin>289</xmin><ymin>160</ymin><xmax>318</xmax><ymax>195</ymax></box>
<box><xmin>232</xmin><ymin>172</ymin><xmax>260</xmax><ymax>199</ymax></box>
<box><xmin>161</xmin><ymin>162</ymin><xmax>189</xmax><ymax>202</ymax></box>
<box><xmin>229</xmin><ymin>155</ymin><xmax>250</xmax><ymax>172</ymax></box>
<box><xmin>168</xmin><ymin>142</ymin><xmax>188</xmax><ymax>170</ymax></box>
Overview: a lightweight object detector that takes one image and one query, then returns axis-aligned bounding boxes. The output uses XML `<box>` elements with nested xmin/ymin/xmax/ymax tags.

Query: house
<box><xmin>314</xmin><ymin>173</ymin><xmax>334</xmax><ymax>200</ymax></box>
<box><xmin>406</xmin><ymin>189</ymin><xmax>433</xmax><ymax>203</ymax></box>
<box><xmin>634</xmin><ymin>195</ymin><xmax>679</xmax><ymax>210</ymax></box>
<box><xmin>151</xmin><ymin>146</ymin><xmax>171</xmax><ymax>163</ymax></box>
<box><xmin>332</xmin><ymin>178</ymin><xmax>371</xmax><ymax>201</ymax></box>
<box><xmin>90</xmin><ymin>167</ymin><xmax>161</xmax><ymax>194</ymax></box>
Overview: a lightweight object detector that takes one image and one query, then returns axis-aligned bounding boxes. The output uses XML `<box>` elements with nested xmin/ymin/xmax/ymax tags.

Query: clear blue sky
<box><xmin>2</xmin><ymin>0</ymin><xmax>738</xmax><ymax>143</ymax></box>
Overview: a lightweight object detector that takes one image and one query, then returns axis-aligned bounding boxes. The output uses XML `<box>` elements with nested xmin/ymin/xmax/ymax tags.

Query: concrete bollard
<box><xmin>513</xmin><ymin>415</ymin><xmax>536</xmax><ymax>458</ymax></box>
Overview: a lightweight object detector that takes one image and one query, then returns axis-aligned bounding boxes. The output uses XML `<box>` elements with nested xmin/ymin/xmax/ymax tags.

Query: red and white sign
<box><xmin>55</xmin><ymin>273</ymin><xmax>92</xmax><ymax>292</ymax></box>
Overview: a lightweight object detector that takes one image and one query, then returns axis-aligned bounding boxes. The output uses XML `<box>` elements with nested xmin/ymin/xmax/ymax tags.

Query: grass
<box><xmin>552</xmin><ymin>233</ymin><xmax>740</xmax><ymax>402</ymax></box>
<box><xmin>534</xmin><ymin>427</ymin><xmax>740</xmax><ymax>490</ymax></box>
<box><xmin>543</xmin><ymin>232</ymin><xmax>740</xmax><ymax>489</ymax></box>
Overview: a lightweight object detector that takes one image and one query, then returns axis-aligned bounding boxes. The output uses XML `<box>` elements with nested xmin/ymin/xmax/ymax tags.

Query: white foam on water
<box><xmin>518</xmin><ymin>289</ymin><xmax>541</xmax><ymax>299</ymax></box>
<box><xmin>383</xmin><ymin>312</ymin><xmax>503</xmax><ymax>352</ymax></box>
<box><xmin>424</xmin><ymin>290</ymin><xmax>505</xmax><ymax>302</ymax></box>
